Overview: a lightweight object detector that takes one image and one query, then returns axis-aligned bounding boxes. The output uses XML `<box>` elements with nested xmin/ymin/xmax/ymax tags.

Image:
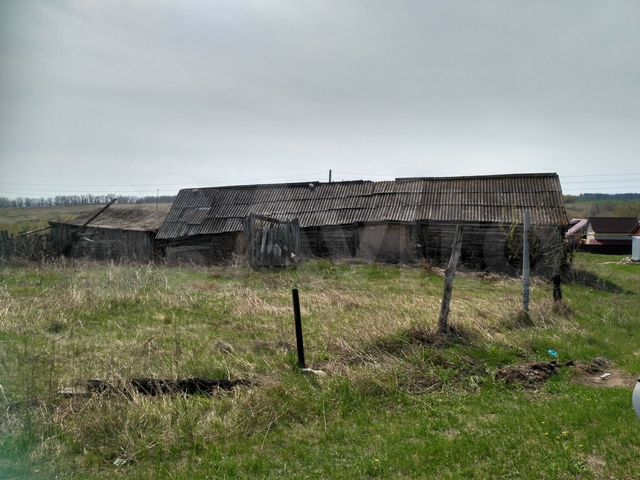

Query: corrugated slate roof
<box><xmin>157</xmin><ymin>173</ymin><xmax>568</xmax><ymax>240</ymax></box>
<box><xmin>51</xmin><ymin>205</ymin><xmax>170</xmax><ymax>232</ymax></box>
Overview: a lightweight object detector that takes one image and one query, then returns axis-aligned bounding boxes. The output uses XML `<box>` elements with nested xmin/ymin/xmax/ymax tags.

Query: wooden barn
<box><xmin>49</xmin><ymin>204</ymin><xmax>169</xmax><ymax>261</ymax></box>
<box><xmin>156</xmin><ymin>173</ymin><xmax>569</xmax><ymax>272</ymax></box>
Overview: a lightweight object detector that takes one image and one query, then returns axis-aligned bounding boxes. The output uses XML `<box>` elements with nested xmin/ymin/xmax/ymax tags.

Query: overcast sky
<box><xmin>1</xmin><ymin>0</ymin><xmax>639</xmax><ymax>198</ymax></box>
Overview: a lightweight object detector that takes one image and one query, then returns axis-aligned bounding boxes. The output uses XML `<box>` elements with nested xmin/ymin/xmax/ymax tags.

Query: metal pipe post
<box><xmin>292</xmin><ymin>288</ymin><xmax>306</xmax><ymax>369</ymax></box>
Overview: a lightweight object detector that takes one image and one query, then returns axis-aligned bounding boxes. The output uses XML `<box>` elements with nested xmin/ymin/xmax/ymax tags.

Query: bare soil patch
<box><xmin>495</xmin><ymin>362</ymin><xmax>558</xmax><ymax>388</ymax></box>
<box><xmin>496</xmin><ymin>357</ymin><xmax>636</xmax><ymax>390</ymax></box>
<box><xmin>574</xmin><ymin>358</ymin><xmax>636</xmax><ymax>389</ymax></box>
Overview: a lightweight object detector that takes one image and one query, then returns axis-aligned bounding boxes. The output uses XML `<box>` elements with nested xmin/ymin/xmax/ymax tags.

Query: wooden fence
<box><xmin>0</xmin><ymin>230</ymin><xmax>53</xmax><ymax>261</ymax></box>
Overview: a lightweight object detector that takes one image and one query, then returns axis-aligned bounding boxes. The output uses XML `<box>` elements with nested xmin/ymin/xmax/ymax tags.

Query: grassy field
<box><xmin>0</xmin><ymin>203</ymin><xmax>172</xmax><ymax>235</ymax></box>
<box><xmin>0</xmin><ymin>205</ymin><xmax>99</xmax><ymax>235</ymax></box>
<box><xmin>563</xmin><ymin>197</ymin><xmax>640</xmax><ymax>219</ymax></box>
<box><xmin>0</xmin><ymin>254</ymin><xmax>639</xmax><ymax>479</ymax></box>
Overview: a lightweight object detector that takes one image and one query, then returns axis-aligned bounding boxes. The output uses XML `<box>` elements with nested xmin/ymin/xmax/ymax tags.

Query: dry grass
<box><xmin>1</xmin><ymin>256</ymin><xmax>637</xmax><ymax>478</ymax></box>
<box><xmin>0</xmin><ymin>259</ymin><xmax>578</xmax><ymax>385</ymax></box>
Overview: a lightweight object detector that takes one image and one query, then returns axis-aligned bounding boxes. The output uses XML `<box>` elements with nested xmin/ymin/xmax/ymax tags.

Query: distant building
<box><xmin>631</xmin><ymin>222</ymin><xmax>640</xmax><ymax>261</ymax></box>
<box><xmin>49</xmin><ymin>205</ymin><xmax>169</xmax><ymax>261</ymax></box>
<box><xmin>566</xmin><ymin>218</ymin><xmax>588</xmax><ymax>249</ymax></box>
<box><xmin>580</xmin><ymin>217</ymin><xmax>638</xmax><ymax>254</ymax></box>
<box><xmin>156</xmin><ymin>173</ymin><xmax>569</xmax><ymax>271</ymax></box>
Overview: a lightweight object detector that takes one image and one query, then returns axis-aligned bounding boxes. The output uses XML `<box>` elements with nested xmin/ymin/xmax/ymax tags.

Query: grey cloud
<box><xmin>1</xmin><ymin>0</ymin><xmax>639</xmax><ymax>196</ymax></box>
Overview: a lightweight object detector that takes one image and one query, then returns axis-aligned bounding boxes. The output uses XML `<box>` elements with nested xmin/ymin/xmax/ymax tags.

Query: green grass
<box><xmin>1</xmin><ymin>254</ymin><xmax>639</xmax><ymax>478</ymax></box>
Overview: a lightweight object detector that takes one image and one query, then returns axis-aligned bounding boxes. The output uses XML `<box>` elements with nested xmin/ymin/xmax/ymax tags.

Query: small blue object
<box><xmin>548</xmin><ymin>349</ymin><xmax>558</xmax><ymax>359</ymax></box>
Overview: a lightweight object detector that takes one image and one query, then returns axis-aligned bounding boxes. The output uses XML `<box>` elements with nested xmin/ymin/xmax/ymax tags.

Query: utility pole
<box><xmin>156</xmin><ymin>189</ymin><xmax>159</xmax><ymax>209</ymax></box>
<box><xmin>522</xmin><ymin>210</ymin><xmax>531</xmax><ymax>313</ymax></box>
<box><xmin>329</xmin><ymin>169</ymin><xmax>332</xmax><ymax>183</ymax></box>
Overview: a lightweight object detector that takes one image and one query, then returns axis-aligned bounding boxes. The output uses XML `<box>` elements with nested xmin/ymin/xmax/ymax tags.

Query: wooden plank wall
<box><xmin>298</xmin><ymin>225</ymin><xmax>360</xmax><ymax>259</ymax></box>
<box><xmin>357</xmin><ymin>224</ymin><xmax>416</xmax><ymax>263</ymax></box>
<box><xmin>156</xmin><ymin>221</ymin><xmax>566</xmax><ymax>274</ymax></box>
<box><xmin>49</xmin><ymin>224</ymin><xmax>155</xmax><ymax>261</ymax></box>
<box><xmin>418</xmin><ymin>222</ymin><xmax>565</xmax><ymax>275</ymax></box>
<box><xmin>164</xmin><ymin>233</ymin><xmax>241</xmax><ymax>265</ymax></box>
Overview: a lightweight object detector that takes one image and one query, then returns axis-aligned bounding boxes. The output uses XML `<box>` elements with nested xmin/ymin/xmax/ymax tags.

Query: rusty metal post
<box><xmin>292</xmin><ymin>288</ymin><xmax>306</xmax><ymax>369</ymax></box>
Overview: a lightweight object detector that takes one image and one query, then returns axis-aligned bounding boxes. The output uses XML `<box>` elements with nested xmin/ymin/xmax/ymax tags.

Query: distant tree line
<box><xmin>572</xmin><ymin>193</ymin><xmax>640</xmax><ymax>201</ymax></box>
<box><xmin>0</xmin><ymin>194</ymin><xmax>176</xmax><ymax>208</ymax></box>
<box><xmin>564</xmin><ymin>193</ymin><xmax>640</xmax><ymax>218</ymax></box>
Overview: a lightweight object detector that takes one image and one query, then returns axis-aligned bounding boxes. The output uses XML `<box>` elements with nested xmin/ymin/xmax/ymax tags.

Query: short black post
<box><xmin>292</xmin><ymin>288</ymin><xmax>306</xmax><ymax>369</ymax></box>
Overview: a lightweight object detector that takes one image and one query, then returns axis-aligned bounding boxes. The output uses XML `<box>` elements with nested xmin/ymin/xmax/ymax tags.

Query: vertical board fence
<box><xmin>0</xmin><ymin>230</ymin><xmax>52</xmax><ymax>261</ymax></box>
<box><xmin>243</xmin><ymin>214</ymin><xmax>300</xmax><ymax>268</ymax></box>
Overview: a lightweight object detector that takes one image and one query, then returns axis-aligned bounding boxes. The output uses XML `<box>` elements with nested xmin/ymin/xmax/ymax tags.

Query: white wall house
<box><xmin>631</xmin><ymin>223</ymin><xmax>640</xmax><ymax>261</ymax></box>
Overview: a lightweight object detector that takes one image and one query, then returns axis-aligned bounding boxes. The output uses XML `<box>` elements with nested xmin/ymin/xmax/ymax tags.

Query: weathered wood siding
<box><xmin>50</xmin><ymin>224</ymin><xmax>155</xmax><ymax>261</ymax></box>
<box><xmin>418</xmin><ymin>222</ymin><xmax>565</xmax><ymax>274</ymax></box>
<box><xmin>164</xmin><ymin>233</ymin><xmax>242</xmax><ymax>265</ymax></box>
<box><xmin>357</xmin><ymin>223</ymin><xmax>416</xmax><ymax>263</ymax></box>
<box><xmin>418</xmin><ymin>222</ymin><xmax>508</xmax><ymax>268</ymax></box>
<box><xmin>0</xmin><ymin>230</ymin><xmax>52</xmax><ymax>261</ymax></box>
<box><xmin>300</xmin><ymin>225</ymin><xmax>360</xmax><ymax>258</ymax></box>
<box><xmin>159</xmin><ymin>220</ymin><xmax>565</xmax><ymax>274</ymax></box>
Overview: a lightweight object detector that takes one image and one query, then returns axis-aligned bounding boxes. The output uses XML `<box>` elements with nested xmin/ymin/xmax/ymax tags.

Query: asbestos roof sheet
<box><xmin>156</xmin><ymin>173</ymin><xmax>569</xmax><ymax>240</ymax></box>
<box><xmin>53</xmin><ymin>204</ymin><xmax>170</xmax><ymax>232</ymax></box>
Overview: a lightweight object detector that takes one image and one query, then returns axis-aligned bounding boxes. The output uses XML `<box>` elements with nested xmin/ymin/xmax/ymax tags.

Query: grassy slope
<box><xmin>563</xmin><ymin>197</ymin><xmax>640</xmax><ymax>219</ymax></box>
<box><xmin>0</xmin><ymin>205</ymin><xmax>99</xmax><ymax>235</ymax></box>
<box><xmin>0</xmin><ymin>255</ymin><xmax>639</xmax><ymax>479</ymax></box>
